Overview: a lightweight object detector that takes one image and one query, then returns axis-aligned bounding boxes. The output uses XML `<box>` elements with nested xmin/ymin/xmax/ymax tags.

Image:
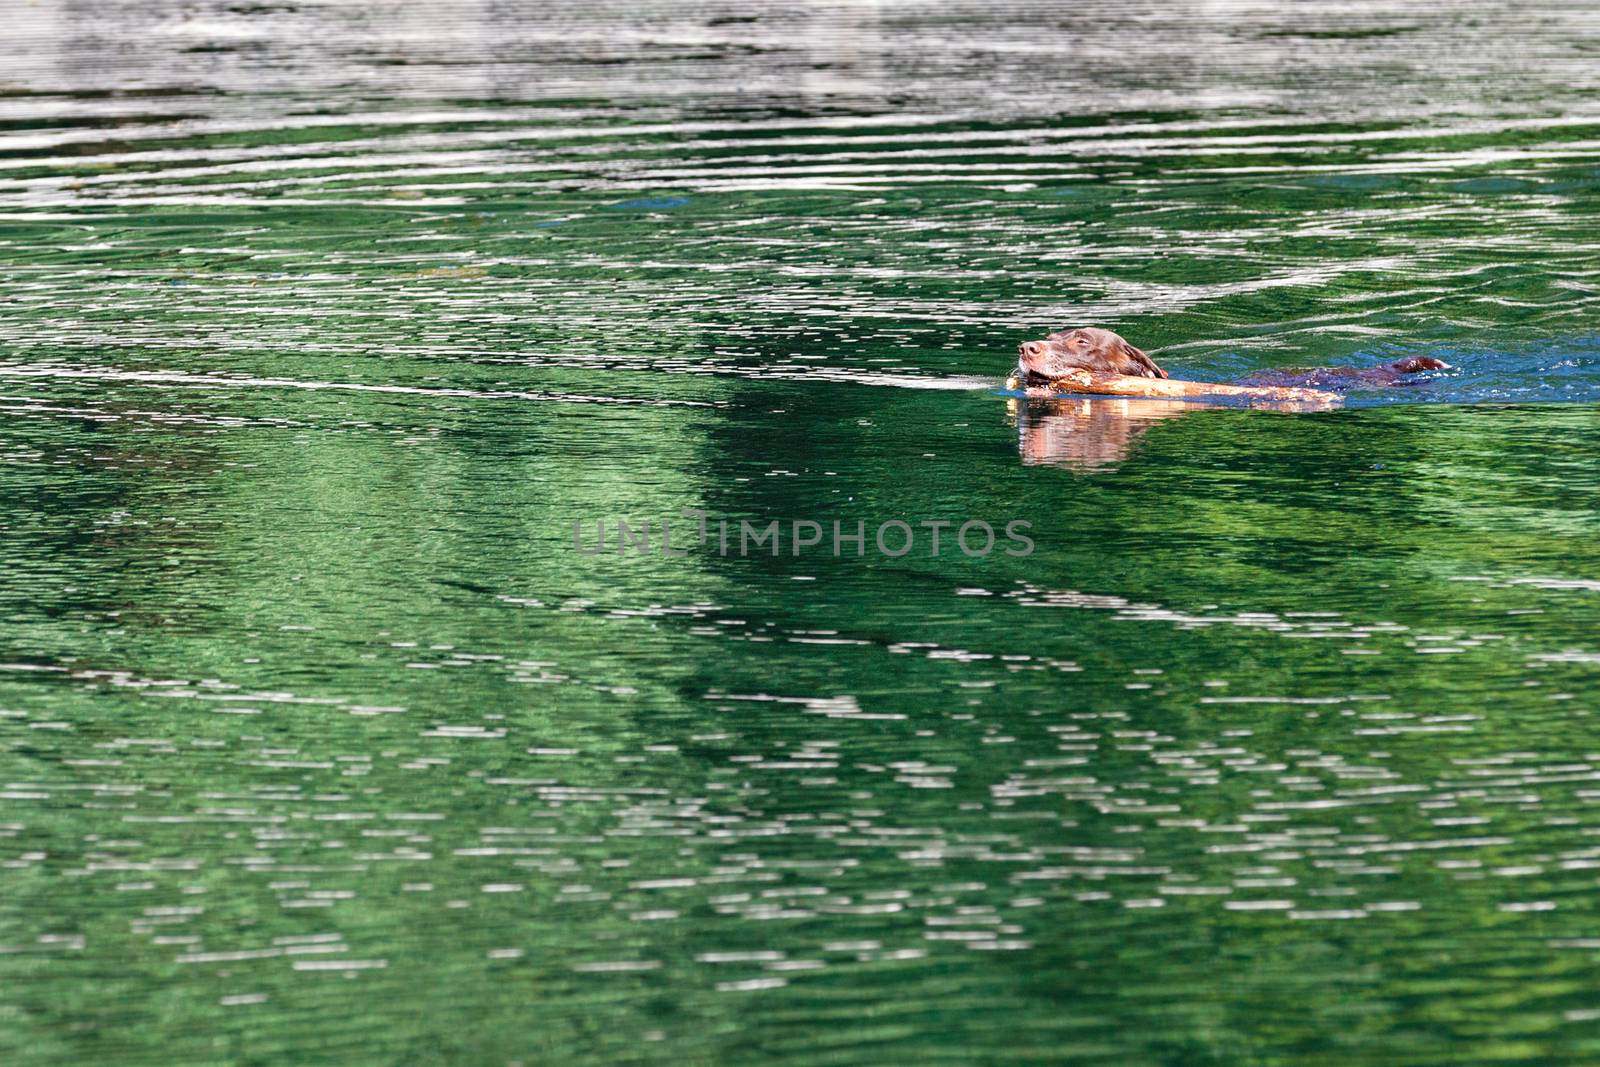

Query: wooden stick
<box><xmin>1010</xmin><ymin>370</ymin><xmax>1341</xmax><ymax>409</ymax></box>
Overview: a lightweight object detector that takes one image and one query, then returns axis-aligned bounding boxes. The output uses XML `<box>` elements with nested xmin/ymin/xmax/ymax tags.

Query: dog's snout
<box><xmin>1020</xmin><ymin>341</ymin><xmax>1044</xmax><ymax>359</ymax></box>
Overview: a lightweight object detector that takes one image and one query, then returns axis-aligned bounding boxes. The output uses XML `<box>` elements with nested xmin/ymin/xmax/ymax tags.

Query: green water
<box><xmin>7</xmin><ymin>2</ymin><xmax>1600</xmax><ymax>1063</ymax></box>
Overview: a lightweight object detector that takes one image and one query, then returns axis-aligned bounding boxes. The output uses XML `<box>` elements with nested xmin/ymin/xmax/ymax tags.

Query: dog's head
<box><xmin>1017</xmin><ymin>327</ymin><xmax>1167</xmax><ymax>384</ymax></box>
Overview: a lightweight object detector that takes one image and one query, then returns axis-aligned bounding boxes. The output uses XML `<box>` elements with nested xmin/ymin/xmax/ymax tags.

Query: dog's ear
<box><xmin>1119</xmin><ymin>339</ymin><xmax>1168</xmax><ymax>379</ymax></box>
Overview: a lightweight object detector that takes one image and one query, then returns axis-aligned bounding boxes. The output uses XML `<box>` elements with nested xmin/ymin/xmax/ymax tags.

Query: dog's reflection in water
<box><xmin>1008</xmin><ymin>395</ymin><xmax>1214</xmax><ymax>471</ymax></box>
<box><xmin>1009</xmin><ymin>391</ymin><xmax>1336</xmax><ymax>471</ymax></box>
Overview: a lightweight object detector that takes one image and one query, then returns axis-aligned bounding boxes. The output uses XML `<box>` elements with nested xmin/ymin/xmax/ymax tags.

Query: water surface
<box><xmin>6</xmin><ymin>2</ymin><xmax>1600</xmax><ymax>1064</ymax></box>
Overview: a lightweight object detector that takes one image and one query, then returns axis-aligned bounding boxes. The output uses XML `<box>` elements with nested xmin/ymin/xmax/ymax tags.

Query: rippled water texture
<box><xmin>7</xmin><ymin>3</ymin><xmax>1600</xmax><ymax>1064</ymax></box>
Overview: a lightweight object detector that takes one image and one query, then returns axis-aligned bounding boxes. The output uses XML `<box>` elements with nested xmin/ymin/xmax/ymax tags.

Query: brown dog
<box><xmin>1015</xmin><ymin>327</ymin><xmax>1448</xmax><ymax>399</ymax></box>
<box><xmin>1017</xmin><ymin>327</ymin><xmax>1167</xmax><ymax>384</ymax></box>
